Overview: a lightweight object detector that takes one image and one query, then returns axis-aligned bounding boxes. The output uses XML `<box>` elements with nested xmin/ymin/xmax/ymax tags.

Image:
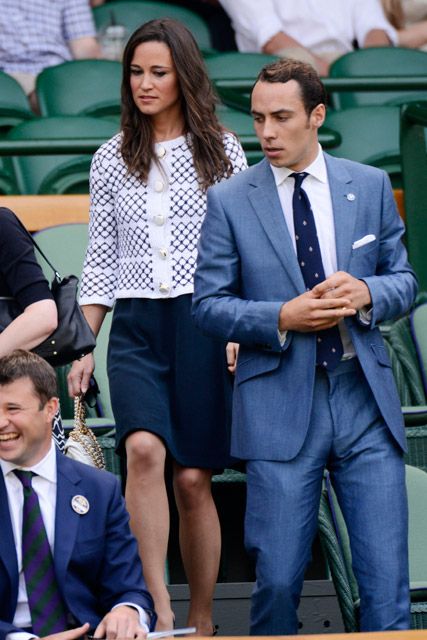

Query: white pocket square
<box><xmin>352</xmin><ymin>234</ymin><xmax>376</xmax><ymax>250</ymax></box>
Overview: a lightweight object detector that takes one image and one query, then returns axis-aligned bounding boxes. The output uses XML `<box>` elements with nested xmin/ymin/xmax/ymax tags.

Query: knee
<box><xmin>126</xmin><ymin>431</ymin><xmax>166</xmax><ymax>475</ymax></box>
<box><xmin>258</xmin><ymin>569</ymin><xmax>302</xmax><ymax>609</ymax></box>
<box><xmin>250</xmin><ymin>546</ymin><xmax>306</xmax><ymax>606</ymax></box>
<box><xmin>173</xmin><ymin>467</ymin><xmax>212</xmax><ymax>510</ymax></box>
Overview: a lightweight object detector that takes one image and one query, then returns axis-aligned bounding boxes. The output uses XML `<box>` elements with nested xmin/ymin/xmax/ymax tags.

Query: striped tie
<box><xmin>14</xmin><ymin>470</ymin><xmax>68</xmax><ymax>636</ymax></box>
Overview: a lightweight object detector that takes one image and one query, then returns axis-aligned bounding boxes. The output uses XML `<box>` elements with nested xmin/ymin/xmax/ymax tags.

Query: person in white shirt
<box><xmin>0</xmin><ymin>349</ymin><xmax>156</xmax><ymax>640</ymax></box>
<box><xmin>382</xmin><ymin>0</ymin><xmax>427</xmax><ymax>48</ymax></box>
<box><xmin>67</xmin><ymin>17</ymin><xmax>247</xmax><ymax>636</ymax></box>
<box><xmin>218</xmin><ymin>0</ymin><xmax>398</xmax><ymax>74</ymax></box>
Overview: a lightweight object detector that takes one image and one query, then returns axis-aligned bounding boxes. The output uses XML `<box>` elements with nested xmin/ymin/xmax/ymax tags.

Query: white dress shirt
<box><xmin>270</xmin><ymin>146</ymin><xmax>357</xmax><ymax>358</ymax></box>
<box><xmin>218</xmin><ymin>0</ymin><xmax>397</xmax><ymax>55</ymax></box>
<box><xmin>1</xmin><ymin>442</ymin><xmax>58</xmax><ymax>637</ymax></box>
<box><xmin>0</xmin><ymin>442</ymin><xmax>149</xmax><ymax>640</ymax></box>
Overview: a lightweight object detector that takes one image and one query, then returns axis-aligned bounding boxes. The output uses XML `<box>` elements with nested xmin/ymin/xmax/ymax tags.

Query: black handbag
<box><xmin>0</xmin><ymin>221</ymin><xmax>96</xmax><ymax>367</ymax></box>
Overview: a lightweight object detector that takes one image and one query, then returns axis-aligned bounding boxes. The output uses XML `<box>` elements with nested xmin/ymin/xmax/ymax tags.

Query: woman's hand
<box><xmin>66</xmin><ymin>304</ymin><xmax>108</xmax><ymax>397</ymax></box>
<box><xmin>67</xmin><ymin>353</ymin><xmax>95</xmax><ymax>397</ymax></box>
<box><xmin>226</xmin><ymin>342</ymin><xmax>240</xmax><ymax>374</ymax></box>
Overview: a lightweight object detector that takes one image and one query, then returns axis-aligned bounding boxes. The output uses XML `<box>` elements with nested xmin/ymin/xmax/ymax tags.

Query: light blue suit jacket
<box><xmin>0</xmin><ymin>451</ymin><xmax>156</xmax><ymax>640</ymax></box>
<box><xmin>192</xmin><ymin>154</ymin><xmax>418</xmax><ymax>461</ymax></box>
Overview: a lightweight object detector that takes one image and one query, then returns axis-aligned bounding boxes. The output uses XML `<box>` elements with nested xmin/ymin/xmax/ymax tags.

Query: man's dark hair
<box><xmin>256</xmin><ymin>58</ymin><xmax>327</xmax><ymax>116</ymax></box>
<box><xmin>0</xmin><ymin>350</ymin><xmax>58</xmax><ymax>406</ymax></box>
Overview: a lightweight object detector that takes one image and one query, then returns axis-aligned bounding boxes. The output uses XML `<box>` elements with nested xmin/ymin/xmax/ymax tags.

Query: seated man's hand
<box><xmin>94</xmin><ymin>605</ymin><xmax>147</xmax><ymax>640</ymax></box>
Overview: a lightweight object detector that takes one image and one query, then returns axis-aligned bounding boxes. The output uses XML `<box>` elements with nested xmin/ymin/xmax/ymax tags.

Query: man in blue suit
<box><xmin>193</xmin><ymin>59</ymin><xmax>417</xmax><ymax>635</ymax></box>
<box><xmin>0</xmin><ymin>350</ymin><xmax>156</xmax><ymax>640</ymax></box>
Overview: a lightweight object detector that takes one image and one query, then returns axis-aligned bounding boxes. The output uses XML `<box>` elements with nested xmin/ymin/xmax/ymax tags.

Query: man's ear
<box><xmin>45</xmin><ymin>396</ymin><xmax>59</xmax><ymax>423</ymax></box>
<box><xmin>311</xmin><ymin>103</ymin><xmax>326</xmax><ymax>129</ymax></box>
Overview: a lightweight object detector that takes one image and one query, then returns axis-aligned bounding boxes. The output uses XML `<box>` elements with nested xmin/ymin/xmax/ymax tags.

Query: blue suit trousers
<box><xmin>245</xmin><ymin>359</ymin><xmax>410</xmax><ymax>635</ymax></box>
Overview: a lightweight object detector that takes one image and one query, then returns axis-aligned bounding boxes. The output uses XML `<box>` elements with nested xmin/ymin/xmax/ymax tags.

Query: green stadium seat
<box><xmin>33</xmin><ymin>223</ymin><xmax>115</xmax><ymax>442</ymax></box>
<box><xmin>401</xmin><ymin>102</ymin><xmax>427</xmax><ymax>291</ymax></box>
<box><xmin>36</xmin><ymin>60</ymin><xmax>122</xmax><ymax>117</ymax></box>
<box><xmin>322</xmin><ymin>105</ymin><xmax>401</xmax><ymax>187</ymax></box>
<box><xmin>206</xmin><ymin>52</ymin><xmax>278</xmax><ymax>112</ymax></box>
<box><xmin>0</xmin><ymin>70</ymin><xmax>33</xmax><ymax>136</ymax></box>
<box><xmin>6</xmin><ymin>116</ymin><xmax>118</xmax><ymax>194</ymax></box>
<box><xmin>329</xmin><ymin>47</ymin><xmax>427</xmax><ymax>110</ymax></box>
<box><xmin>216</xmin><ymin>104</ymin><xmax>263</xmax><ymax>165</ymax></box>
<box><xmin>93</xmin><ymin>0</ymin><xmax>213</xmax><ymax>55</ymax></box>
<box><xmin>205</xmin><ymin>52</ymin><xmax>278</xmax><ymax>82</ymax></box>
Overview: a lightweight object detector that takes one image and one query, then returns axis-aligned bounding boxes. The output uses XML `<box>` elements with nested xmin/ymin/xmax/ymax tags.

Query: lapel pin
<box><xmin>346</xmin><ymin>193</ymin><xmax>356</xmax><ymax>201</ymax></box>
<box><xmin>71</xmin><ymin>495</ymin><xmax>90</xmax><ymax>515</ymax></box>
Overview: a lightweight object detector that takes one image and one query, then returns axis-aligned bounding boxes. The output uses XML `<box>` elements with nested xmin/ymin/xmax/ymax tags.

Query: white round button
<box><xmin>154</xmin><ymin>180</ymin><xmax>164</xmax><ymax>192</ymax></box>
<box><xmin>153</xmin><ymin>214</ymin><xmax>165</xmax><ymax>226</ymax></box>
<box><xmin>156</xmin><ymin>146</ymin><xmax>166</xmax><ymax>159</ymax></box>
<box><xmin>159</xmin><ymin>247</ymin><xmax>168</xmax><ymax>259</ymax></box>
<box><xmin>159</xmin><ymin>283</ymin><xmax>170</xmax><ymax>294</ymax></box>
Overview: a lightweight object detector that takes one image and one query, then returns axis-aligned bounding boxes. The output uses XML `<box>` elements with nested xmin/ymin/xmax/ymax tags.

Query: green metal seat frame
<box><xmin>318</xmin><ymin>467</ymin><xmax>427</xmax><ymax>631</ymax></box>
<box><xmin>5</xmin><ymin>116</ymin><xmax>118</xmax><ymax>194</ymax></box>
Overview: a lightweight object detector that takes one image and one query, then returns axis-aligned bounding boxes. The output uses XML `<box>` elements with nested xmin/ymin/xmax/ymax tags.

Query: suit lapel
<box><xmin>53</xmin><ymin>451</ymin><xmax>82</xmax><ymax>587</ymax></box>
<box><xmin>325</xmin><ymin>153</ymin><xmax>358</xmax><ymax>272</ymax></box>
<box><xmin>248</xmin><ymin>160</ymin><xmax>305</xmax><ymax>293</ymax></box>
<box><xmin>0</xmin><ymin>473</ymin><xmax>19</xmax><ymax>596</ymax></box>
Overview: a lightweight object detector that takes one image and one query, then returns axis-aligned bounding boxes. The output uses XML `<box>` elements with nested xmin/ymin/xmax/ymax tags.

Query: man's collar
<box><xmin>270</xmin><ymin>144</ymin><xmax>327</xmax><ymax>187</ymax></box>
<box><xmin>1</xmin><ymin>440</ymin><xmax>57</xmax><ymax>483</ymax></box>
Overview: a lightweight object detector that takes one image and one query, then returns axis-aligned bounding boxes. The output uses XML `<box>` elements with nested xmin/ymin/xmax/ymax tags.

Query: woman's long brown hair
<box><xmin>120</xmin><ymin>18</ymin><xmax>233</xmax><ymax>190</ymax></box>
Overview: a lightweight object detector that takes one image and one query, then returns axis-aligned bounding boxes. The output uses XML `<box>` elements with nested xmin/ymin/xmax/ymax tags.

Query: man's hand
<box><xmin>312</xmin><ymin>271</ymin><xmax>372</xmax><ymax>311</ymax></box>
<box><xmin>93</xmin><ymin>605</ymin><xmax>147</xmax><ymax>640</ymax></box>
<box><xmin>226</xmin><ymin>342</ymin><xmax>239</xmax><ymax>374</ymax></box>
<box><xmin>43</xmin><ymin>622</ymin><xmax>90</xmax><ymax>640</ymax></box>
<box><xmin>279</xmin><ymin>289</ymin><xmax>356</xmax><ymax>332</ymax></box>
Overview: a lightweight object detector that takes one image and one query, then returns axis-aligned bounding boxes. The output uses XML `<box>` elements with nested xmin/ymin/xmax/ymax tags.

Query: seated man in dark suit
<box><xmin>0</xmin><ymin>350</ymin><xmax>156</xmax><ymax>640</ymax></box>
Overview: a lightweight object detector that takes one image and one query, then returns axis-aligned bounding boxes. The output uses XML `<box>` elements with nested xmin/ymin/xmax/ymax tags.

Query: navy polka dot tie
<box><xmin>291</xmin><ymin>172</ymin><xmax>343</xmax><ymax>370</ymax></box>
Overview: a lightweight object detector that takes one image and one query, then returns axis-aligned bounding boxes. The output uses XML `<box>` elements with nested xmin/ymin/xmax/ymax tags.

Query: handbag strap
<box><xmin>14</xmin><ymin>214</ymin><xmax>62</xmax><ymax>281</ymax></box>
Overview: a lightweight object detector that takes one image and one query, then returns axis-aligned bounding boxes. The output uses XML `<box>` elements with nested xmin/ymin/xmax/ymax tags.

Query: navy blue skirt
<box><xmin>107</xmin><ymin>294</ymin><xmax>234</xmax><ymax>469</ymax></box>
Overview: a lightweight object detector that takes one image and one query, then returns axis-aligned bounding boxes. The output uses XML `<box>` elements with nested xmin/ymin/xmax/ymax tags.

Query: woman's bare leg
<box><xmin>125</xmin><ymin>431</ymin><xmax>174</xmax><ymax>630</ymax></box>
<box><xmin>173</xmin><ymin>464</ymin><xmax>220</xmax><ymax>636</ymax></box>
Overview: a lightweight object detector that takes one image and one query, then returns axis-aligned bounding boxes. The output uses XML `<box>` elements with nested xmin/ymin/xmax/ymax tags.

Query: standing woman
<box><xmin>68</xmin><ymin>18</ymin><xmax>247</xmax><ymax>634</ymax></box>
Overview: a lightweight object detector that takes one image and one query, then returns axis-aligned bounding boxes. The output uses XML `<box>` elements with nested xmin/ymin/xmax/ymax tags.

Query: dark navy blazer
<box><xmin>0</xmin><ymin>449</ymin><xmax>156</xmax><ymax>640</ymax></box>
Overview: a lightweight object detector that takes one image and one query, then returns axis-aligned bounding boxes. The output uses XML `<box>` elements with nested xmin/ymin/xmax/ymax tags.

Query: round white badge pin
<box><xmin>71</xmin><ymin>495</ymin><xmax>90</xmax><ymax>515</ymax></box>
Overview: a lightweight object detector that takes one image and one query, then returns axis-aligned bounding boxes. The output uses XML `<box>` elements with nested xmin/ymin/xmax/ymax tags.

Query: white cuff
<box><xmin>357</xmin><ymin>306</ymin><xmax>372</xmax><ymax>325</ymax></box>
<box><xmin>278</xmin><ymin>328</ymin><xmax>288</xmax><ymax>346</ymax></box>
